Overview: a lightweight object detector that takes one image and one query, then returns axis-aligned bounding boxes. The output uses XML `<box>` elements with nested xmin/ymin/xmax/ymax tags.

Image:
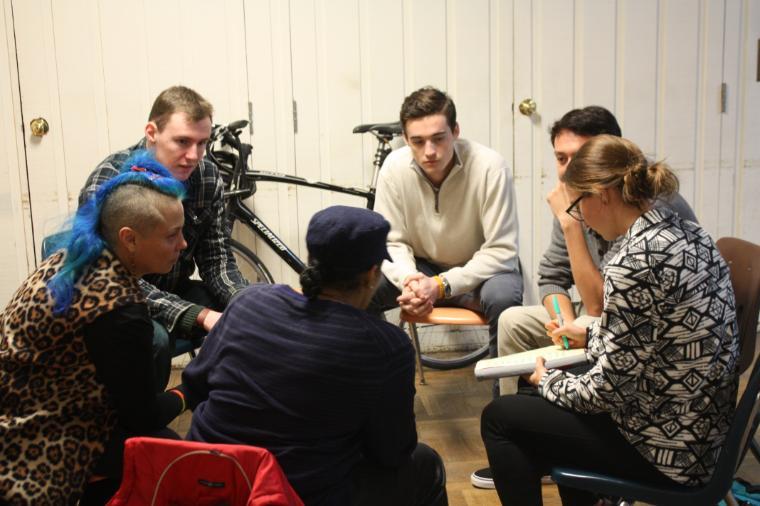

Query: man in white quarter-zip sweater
<box><xmin>371</xmin><ymin>87</ymin><xmax>523</xmax><ymax>361</ymax></box>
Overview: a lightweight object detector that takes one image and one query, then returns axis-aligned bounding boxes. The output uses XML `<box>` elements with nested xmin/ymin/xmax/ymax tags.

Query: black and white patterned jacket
<box><xmin>79</xmin><ymin>139</ymin><xmax>249</xmax><ymax>333</ymax></box>
<box><xmin>539</xmin><ymin>207</ymin><xmax>739</xmax><ymax>486</ymax></box>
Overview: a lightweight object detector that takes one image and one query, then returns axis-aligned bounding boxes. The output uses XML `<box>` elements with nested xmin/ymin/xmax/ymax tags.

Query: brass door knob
<box><xmin>518</xmin><ymin>98</ymin><xmax>537</xmax><ymax>116</ymax></box>
<box><xmin>30</xmin><ymin>117</ymin><xmax>50</xmax><ymax>137</ymax></box>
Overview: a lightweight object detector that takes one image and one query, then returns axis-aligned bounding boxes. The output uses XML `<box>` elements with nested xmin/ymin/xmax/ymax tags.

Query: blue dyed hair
<box><xmin>47</xmin><ymin>150</ymin><xmax>186</xmax><ymax>315</ymax></box>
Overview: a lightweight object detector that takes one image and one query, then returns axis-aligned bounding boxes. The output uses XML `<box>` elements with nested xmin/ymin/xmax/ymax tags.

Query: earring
<box><xmin>128</xmin><ymin>252</ymin><xmax>138</xmax><ymax>274</ymax></box>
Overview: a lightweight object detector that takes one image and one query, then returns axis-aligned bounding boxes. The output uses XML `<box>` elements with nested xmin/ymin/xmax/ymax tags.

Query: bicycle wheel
<box><xmin>405</xmin><ymin>319</ymin><xmax>491</xmax><ymax>370</ymax></box>
<box><xmin>229</xmin><ymin>238</ymin><xmax>274</xmax><ymax>284</ymax></box>
<box><xmin>420</xmin><ymin>343</ymin><xmax>490</xmax><ymax>370</ymax></box>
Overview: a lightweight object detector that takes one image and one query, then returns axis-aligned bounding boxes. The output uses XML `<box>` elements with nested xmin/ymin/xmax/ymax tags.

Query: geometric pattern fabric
<box><xmin>541</xmin><ymin>208</ymin><xmax>739</xmax><ymax>486</ymax></box>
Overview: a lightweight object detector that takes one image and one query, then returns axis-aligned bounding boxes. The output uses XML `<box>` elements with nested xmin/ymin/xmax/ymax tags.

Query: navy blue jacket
<box><xmin>183</xmin><ymin>284</ymin><xmax>417</xmax><ymax>505</ymax></box>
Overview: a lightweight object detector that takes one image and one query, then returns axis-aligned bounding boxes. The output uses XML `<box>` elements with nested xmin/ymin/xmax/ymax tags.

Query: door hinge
<box><xmin>248</xmin><ymin>101</ymin><xmax>254</xmax><ymax>134</ymax></box>
<box><xmin>292</xmin><ymin>100</ymin><xmax>298</xmax><ymax>134</ymax></box>
<box><xmin>720</xmin><ymin>83</ymin><xmax>727</xmax><ymax>114</ymax></box>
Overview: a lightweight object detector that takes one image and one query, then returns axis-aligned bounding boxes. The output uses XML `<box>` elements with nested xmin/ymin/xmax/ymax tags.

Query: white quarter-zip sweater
<box><xmin>374</xmin><ymin>138</ymin><xmax>519</xmax><ymax>296</ymax></box>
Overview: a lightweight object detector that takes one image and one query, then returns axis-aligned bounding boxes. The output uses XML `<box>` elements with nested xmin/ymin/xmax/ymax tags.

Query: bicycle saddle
<box><xmin>352</xmin><ymin>121</ymin><xmax>402</xmax><ymax>136</ymax></box>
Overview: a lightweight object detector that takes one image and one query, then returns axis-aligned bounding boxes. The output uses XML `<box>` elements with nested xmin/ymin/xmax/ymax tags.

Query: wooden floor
<box><xmin>169</xmin><ymin>346</ymin><xmax>760</xmax><ymax>506</ymax></box>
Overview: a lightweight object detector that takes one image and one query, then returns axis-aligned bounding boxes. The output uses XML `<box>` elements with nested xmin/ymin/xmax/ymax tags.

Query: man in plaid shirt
<box><xmin>79</xmin><ymin>86</ymin><xmax>248</xmax><ymax>389</ymax></box>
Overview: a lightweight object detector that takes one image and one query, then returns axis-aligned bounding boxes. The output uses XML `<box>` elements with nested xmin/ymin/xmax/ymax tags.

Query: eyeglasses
<box><xmin>565</xmin><ymin>194</ymin><xmax>587</xmax><ymax>222</ymax></box>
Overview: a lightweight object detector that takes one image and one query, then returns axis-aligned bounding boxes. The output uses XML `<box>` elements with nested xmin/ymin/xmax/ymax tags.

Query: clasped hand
<box><xmin>397</xmin><ymin>273</ymin><xmax>439</xmax><ymax>316</ymax></box>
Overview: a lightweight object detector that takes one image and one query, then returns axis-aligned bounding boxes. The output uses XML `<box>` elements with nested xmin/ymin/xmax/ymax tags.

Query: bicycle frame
<box><xmin>216</xmin><ymin>120</ymin><xmax>389</xmax><ymax>275</ymax></box>
<box><xmin>226</xmin><ymin>171</ymin><xmax>375</xmax><ymax>275</ymax></box>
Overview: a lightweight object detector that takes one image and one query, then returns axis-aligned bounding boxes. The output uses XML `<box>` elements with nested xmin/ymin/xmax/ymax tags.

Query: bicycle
<box><xmin>208</xmin><ymin>119</ymin><xmax>491</xmax><ymax>369</ymax></box>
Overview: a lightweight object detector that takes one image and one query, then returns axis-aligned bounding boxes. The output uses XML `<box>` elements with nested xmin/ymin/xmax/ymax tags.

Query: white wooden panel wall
<box><xmin>241</xmin><ymin>0</ymin><xmax>296</xmax><ymax>284</ymax></box>
<box><xmin>738</xmin><ymin>0</ymin><xmax>760</xmax><ymax>243</ymax></box>
<box><xmin>10</xmin><ymin>0</ymin><xmax>249</xmax><ymax>267</ymax></box>
<box><xmin>0</xmin><ymin>1</ymin><xmax>33</xmax><ymax>305</ymax></box>
<box><xmin>258</xmin><ymin>0</ymin><xmax>515</xmax><ymax>286</ymax></box>
<box><xmin>514</xmin><ymin>0</ymin><xmax>756</xmax><ymax>305</ymax></box>
<box><xmin>291</xmin><ymin>0</ymin><xmax>366</xmax><ymax>288</ymax></box>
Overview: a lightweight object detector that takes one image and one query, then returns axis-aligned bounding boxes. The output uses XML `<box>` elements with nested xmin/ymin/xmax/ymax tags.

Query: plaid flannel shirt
<box><xmin>79</xmin><ymin>139</ymin><xmax>248</xmax><ymax>332</ymax></box>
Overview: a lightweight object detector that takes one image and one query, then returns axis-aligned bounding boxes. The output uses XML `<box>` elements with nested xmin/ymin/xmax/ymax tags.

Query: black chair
<box><xmin>551</xmin><ymin>354</ymin><xmax>760</xmax><ymax>505</ymax></box>
<box><xmin>550</xmin><ymin>237</ymin><xmax>760</xmax><ymax>505</ymax></box>
<box><xmin>718</xmin><ymin>237</ymin><xmax>760</xmax><ymax>464</ymax></box>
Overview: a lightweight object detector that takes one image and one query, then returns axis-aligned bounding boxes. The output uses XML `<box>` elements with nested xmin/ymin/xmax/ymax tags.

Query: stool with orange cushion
<box><xmin>399</xmin><ymin>307</ymin><xmax>489</xmax><ymax>385</ymax></box>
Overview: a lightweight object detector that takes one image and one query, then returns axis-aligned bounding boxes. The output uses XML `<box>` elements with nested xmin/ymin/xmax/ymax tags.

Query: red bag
<box><xmin>107</xmin><ymin>437</ymin><xmax>303</xmax><ymax>506</ymax></box>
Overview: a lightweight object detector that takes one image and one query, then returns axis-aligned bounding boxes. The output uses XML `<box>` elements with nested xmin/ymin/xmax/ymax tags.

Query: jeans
<box><xmin>151</xmin><ymin>280</ymin><xmax>224</xmax><ymax>391</ymax></box>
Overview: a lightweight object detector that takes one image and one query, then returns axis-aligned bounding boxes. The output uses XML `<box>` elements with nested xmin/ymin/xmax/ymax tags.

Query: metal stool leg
<box><xmin>407</xmin><ymin>322</ymin><xmax>426</xmax><ymax>385</ymax></box>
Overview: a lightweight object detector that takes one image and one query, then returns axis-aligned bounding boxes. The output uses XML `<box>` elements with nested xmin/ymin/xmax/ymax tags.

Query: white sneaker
<box><xmin>470</xmin><ymin>467</ymin><xmax>495</xmax><ymax>489</ymax></box>
<box><xmin>471</xmin><ymin>468</ymin><xmax>554</xmax><ymax>488</ymax></box>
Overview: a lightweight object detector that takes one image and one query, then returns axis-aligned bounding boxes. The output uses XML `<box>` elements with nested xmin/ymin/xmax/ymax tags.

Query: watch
<box><xmin>439</xmin><ymin>274</ymin><xmax>452</xmax><ymax>299</ymax></box>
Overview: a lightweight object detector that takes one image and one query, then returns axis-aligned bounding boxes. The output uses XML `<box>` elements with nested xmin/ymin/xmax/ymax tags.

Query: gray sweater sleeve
<box><xmin>537</xmin><ymin>218</ymin><xmax>574</xmax><ymax>302</ymax></box>
<box><xmin>654</xmin><ymin>192</ymin><xmax>697</xmax><ymax>223</ymax></box>
<box><xmin>536</xmin><ymin>192</ymin><xmax>696</xmax><ymax>305</ymax></box>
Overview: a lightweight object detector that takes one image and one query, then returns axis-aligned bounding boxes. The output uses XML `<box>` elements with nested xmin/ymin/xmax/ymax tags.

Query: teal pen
<box><xmin>552</xmin><ymin>295</ymin><xmax>570</xmax><ymax>350</ymax></box>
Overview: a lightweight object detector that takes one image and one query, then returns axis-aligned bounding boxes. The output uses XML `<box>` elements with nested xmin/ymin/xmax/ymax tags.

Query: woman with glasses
<box><xmin>481</xmin><ymin>135</ymin><xmax>739</xmax><ymax>505</ymax></box>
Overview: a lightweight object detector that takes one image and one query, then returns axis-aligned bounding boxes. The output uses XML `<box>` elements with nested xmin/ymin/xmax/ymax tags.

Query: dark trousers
<box><xmin>152</xmin><ymin>280</ymin><xmax>224</xmax><ymax>391</ymax></box>
<box><xmin>480</xmin><ymin>395</ymin><xmax>677</xmax><ymax>505</ymax></box>
<box><xmin>369</xmin><ymin>259</ymin><xmax>524</xmax><ymax>358</ymax></box>
<box><xmin>350</xmin><ymin>443</ymin><xmax>448</xmax><ymax>506</ymax></box>
<box><xmin>79</xmin><ymin>427</ymin><xmax>181</xmax><ymax>505</ymax></box>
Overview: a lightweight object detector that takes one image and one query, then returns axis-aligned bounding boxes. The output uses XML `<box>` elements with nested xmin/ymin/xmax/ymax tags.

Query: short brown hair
<box><xmin>563</xmin><ymin>135</ymin><xmax>678</xmax><ymax>209</ymax></box>
<box><xmin>148</xmin><ymin>86</ymin><xmax>213</xmax><ymax>131</ymax></box>
<box><xmin>399</xmin><ymin>87</ymin><xmax>457</xmax><ymax>133</ymax></box>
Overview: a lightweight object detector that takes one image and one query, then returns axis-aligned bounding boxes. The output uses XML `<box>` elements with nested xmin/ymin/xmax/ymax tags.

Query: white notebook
<box><xmin>474</xmin><ymin>345</ymin><xmax>589</xmax><ymax>379</ymax></box>
<box><xmin>474</xmin><ymin>315</ymin><xmax>599</xmax><ymax>380</ymax></box>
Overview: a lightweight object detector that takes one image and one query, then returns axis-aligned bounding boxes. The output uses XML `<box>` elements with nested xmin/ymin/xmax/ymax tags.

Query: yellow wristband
<box><xmin>433</xmin><ymin>275</ymin><xmax>445</xmax><ymax>299</ymax></box>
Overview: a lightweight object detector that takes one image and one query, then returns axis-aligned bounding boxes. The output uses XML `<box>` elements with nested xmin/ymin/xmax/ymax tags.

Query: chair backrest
<box><xmin>716</xmin><ymin>237</ymin><xmax>760</xmax><ymax>374</ymax></box>
<box><xmin>690</xmin><ymin>238</ymin><xmax>760</xmax><ymax>504</ymax></box>
<box><xmin>41</xmin><ymin>231</ymin><xmax>68</xmax><ymax>260</ymax></box>
<box><xmin>696</xmin><ymin>351</ymin><xmax>760</xmax><ymax>504</ymax></box>
<box><xmin>107</xmin><ymin>437</ymin><xmax>303</xmax><ymax>506</ymax></box>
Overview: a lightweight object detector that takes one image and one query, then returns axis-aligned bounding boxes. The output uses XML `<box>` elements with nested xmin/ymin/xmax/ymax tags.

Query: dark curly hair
<box><xmin>549</xmin><ymin>106</ymin><xmax>621</xmax><ymax>146</ymax></box>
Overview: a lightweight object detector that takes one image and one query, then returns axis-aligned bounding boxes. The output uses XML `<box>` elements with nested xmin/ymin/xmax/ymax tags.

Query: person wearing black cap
<box><xmin>182</xmin><ymin>205</ymin><xmax>448</xmax><ymax>506</ymax></box>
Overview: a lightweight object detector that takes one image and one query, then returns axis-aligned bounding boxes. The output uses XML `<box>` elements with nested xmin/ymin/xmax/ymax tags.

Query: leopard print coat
<box><xmin>0</xmin><ymin>249</ymin><xmax>143</xmax><ymax>505</ymax></box>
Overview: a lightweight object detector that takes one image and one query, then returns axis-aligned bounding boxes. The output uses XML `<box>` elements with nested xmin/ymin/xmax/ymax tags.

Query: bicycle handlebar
<box><xmin>211</xmin><ymin>120</ymin><xmax>248</xmax><ymax>150</ymax></box>
<box><xmin>227</xmin><ymin>119</ymin><xmax>249</xmax><ymax>131</ymax></box>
